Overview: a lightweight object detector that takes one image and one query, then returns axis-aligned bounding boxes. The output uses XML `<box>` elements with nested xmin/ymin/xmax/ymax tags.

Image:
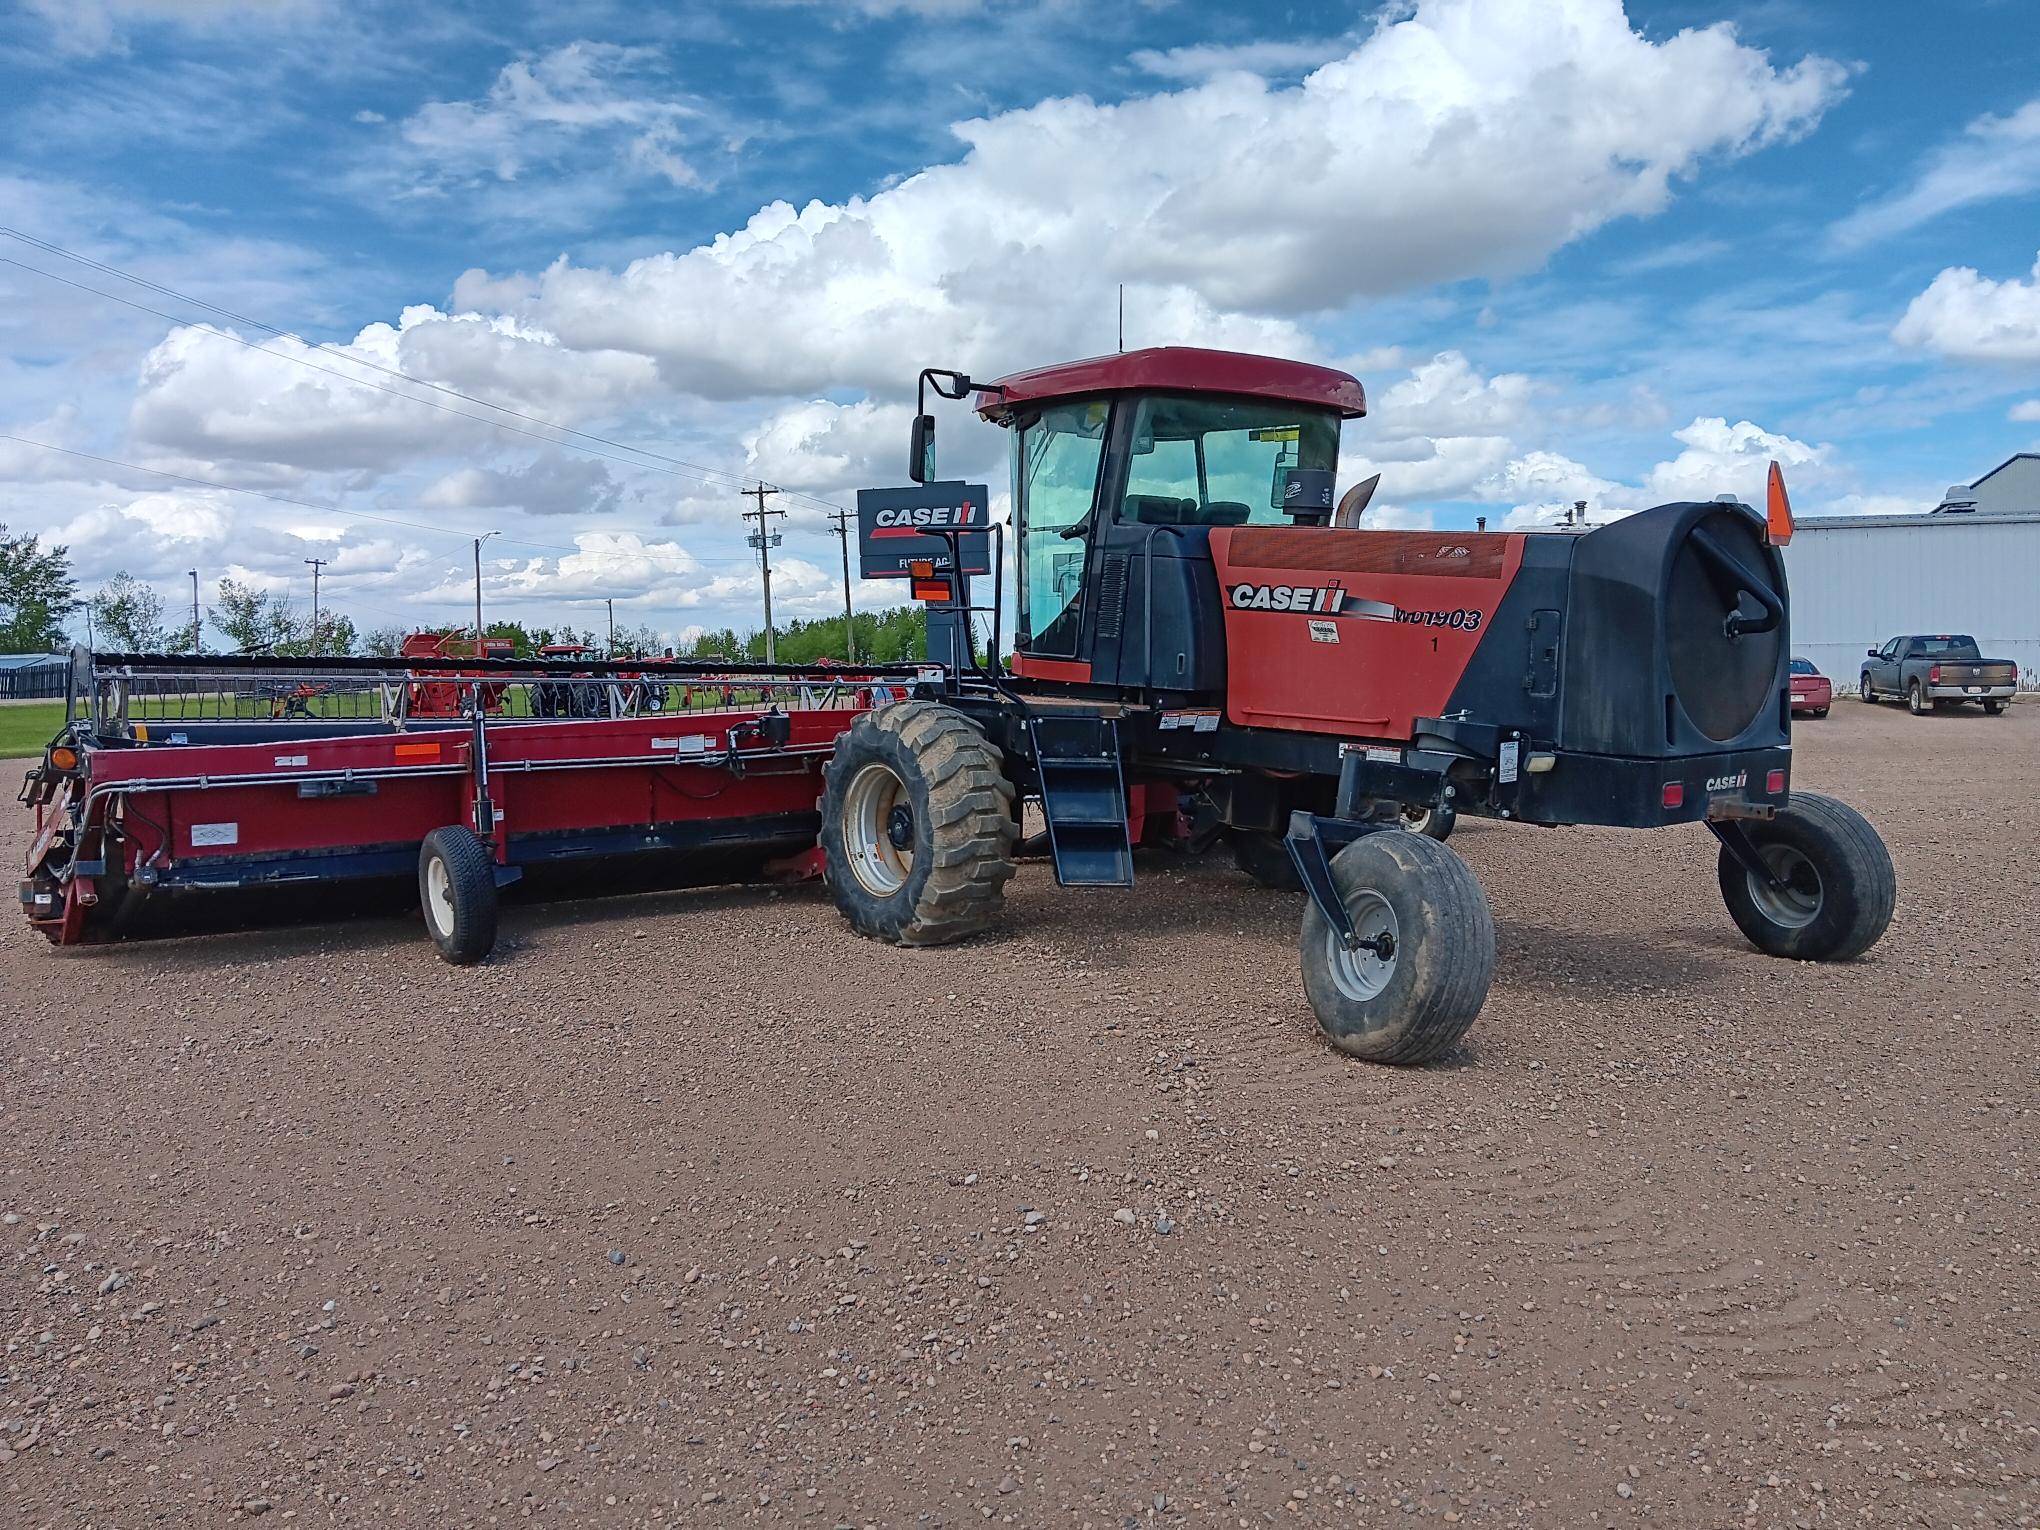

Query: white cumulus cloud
<box><xmin>457</xmin><ymin>0</ymin><xmax>1843</xmax><ymax>401</ymax></box>
<box><xmin>1892</xmin><ymin>251</ymin><xmax>2040</xmax><ymax>364</ymax></box>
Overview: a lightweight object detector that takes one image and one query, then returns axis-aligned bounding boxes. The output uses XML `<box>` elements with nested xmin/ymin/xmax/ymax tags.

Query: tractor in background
<box><xmin>813</xmin><ymin>347</ymin><xmax>1896</xmax><ymax>1064</ymax></box>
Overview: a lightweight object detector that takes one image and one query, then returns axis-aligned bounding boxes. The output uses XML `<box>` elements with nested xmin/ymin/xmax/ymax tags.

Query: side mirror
<box><xmin>909</xmin><ymin>415</ymin><xmax>935</xmax><ymax>484</ymax></box>
<box><xmin>1866</xmin><ymin>648</ymin><xmax>1879</xmax><ymax>658</ymax></box>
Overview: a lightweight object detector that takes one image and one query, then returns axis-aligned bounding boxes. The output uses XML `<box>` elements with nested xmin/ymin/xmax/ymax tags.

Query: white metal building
<box><xmin>1781</xmin><ymin>505</ymin><xmax>2040</xmax><ymax>690</ymax></box>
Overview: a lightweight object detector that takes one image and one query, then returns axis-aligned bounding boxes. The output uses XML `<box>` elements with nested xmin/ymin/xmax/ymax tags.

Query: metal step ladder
<box><xmin>1027</xmin><ymin>714</ymin><xmax>1133</xmax><ymax>888</ymax></box>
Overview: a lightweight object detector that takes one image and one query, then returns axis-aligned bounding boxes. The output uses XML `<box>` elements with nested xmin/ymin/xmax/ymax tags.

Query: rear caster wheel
<box><xmin>1299</xmin><ymin>832</ymin><xmax>1495</xmax><ymax>1065</ymax></box>
<box><xmin>1399</xmin><ymin>801</ymin><xmax>1457</xmax><ymax>841</ymax></box>
<box><xmin>419</xmin><ymin>825</ymin><xmax>498</xmax><ymax>964</ymax></box>
<box><xmin>1716</xmin><ymin>793</ymin><xmax>1894</xmax><ymax>962</ymax></box>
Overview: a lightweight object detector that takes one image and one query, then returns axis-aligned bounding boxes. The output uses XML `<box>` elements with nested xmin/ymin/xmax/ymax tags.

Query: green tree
<box><xmin>361</xmin><ymin>624</ymin><xmax>410</xmax><ymax>658</ymax></box>
<box><xmin>208</xmin><ymin>577</ymin><xmax>299</xmax><ymax>654</ymax></box>
<box><xmin>88</xmin><ymin>570</ymin><xmax>167</xmax><ymax>651</ymax></box>
<box><xmin>0</xmin><ymin>523</ymin><xmax>79</xmax><ymax>652</ymax></box>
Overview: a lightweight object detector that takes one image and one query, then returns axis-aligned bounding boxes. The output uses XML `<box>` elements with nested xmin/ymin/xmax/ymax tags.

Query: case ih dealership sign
<box><xmin>856</xmin><ymin>481</ymin><xmax>993</xmax><ymax>579</ymax></box>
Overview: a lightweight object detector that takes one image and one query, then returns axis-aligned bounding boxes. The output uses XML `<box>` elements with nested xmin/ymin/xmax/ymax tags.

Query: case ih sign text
<box><xmin>857</xmin><ymin>482</ymin><xmax>994</xmax><ymax>579</ymax></box>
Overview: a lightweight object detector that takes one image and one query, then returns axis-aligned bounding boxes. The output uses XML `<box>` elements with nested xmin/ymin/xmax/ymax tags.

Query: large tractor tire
<box><xmin>1298</xmin><ymin>831</ymin><xmax>1495</xmax><ymax>1066</ymax></box>
<box><xmin>419</xmin><ymin>825</ymin><xmax>498</xmax><ymax>964</ymax></box>
<box><xmin>1228</xmin><ymin>829</ymin><xmax>1302</xmax><ymax>890</ymax></box>
<box><xmin>821</xmin><ymin>701</ymin><xmax>1017</xmax><ymax>946</ymax></box>
<box><xmin>1716</xmin><ymin>792</ymin><xmax>1894</xmax><ymax>962</ymax></box>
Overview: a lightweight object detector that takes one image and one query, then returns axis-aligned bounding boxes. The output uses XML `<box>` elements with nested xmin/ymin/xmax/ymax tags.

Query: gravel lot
<box><xmin>3</xmin><ymin>701</ymin><xmax>2034</xmax><ymax>1528</ymax></box>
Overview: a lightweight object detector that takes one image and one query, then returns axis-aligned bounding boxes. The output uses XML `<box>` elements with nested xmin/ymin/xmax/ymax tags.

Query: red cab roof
<box><xmin>977</xmin><ymin>346</ymin><xmax>1367</xmax><ymax>421</ymax></box>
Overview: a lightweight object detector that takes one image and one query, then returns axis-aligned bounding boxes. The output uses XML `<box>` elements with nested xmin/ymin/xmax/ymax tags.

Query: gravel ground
<box><xmin>2</xmin><ymin>701</ymin><xmax>2034</xmax><ymax>1528</ymax></box>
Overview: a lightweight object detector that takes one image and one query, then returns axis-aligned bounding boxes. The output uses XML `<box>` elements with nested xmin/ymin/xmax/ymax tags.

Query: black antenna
<box><xmin>1117</xmin><ymin>284</ymin><xmax>1125</xmax><ymax>352</ymax></box>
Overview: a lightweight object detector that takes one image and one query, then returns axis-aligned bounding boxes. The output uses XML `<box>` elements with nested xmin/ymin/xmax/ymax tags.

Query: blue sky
<box><xmin>1</xmin><ymin>0</ymin><xmax>2036</xmax><ymax>646</ymax></box>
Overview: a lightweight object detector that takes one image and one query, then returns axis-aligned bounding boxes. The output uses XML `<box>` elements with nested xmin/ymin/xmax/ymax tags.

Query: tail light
<box><xmin>46</xmin><ymin>745</ymin><xmax>79</xmax><ymax>772</ymax></box>
<box><xmin>1661</xmin><ymin>781</ymin><xmax>1685</xmax><ymax>810</ymax></box>
<box><xmin>1929</xmin><ymin>664</ymin><xmax>1942</xmax><ymax>683</ymax></box>
<box><xmin>1766</xmin><ymin>769</ymin><xmax>1786</xmax><ymax>794</ymax></box>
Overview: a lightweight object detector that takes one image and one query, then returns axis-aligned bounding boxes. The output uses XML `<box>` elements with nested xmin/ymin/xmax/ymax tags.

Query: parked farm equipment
<box><xmin>19</xmin><ymin>649</ymin><xmax>923</xmax><ymax>961</ymax></box>
<box><xmin>17</xmin><ymin>346</ymin><xmax>1898</xmax><ymax>1067</ymax></box>
<box><xmin>804</xmin><ymin>347</ymin><xmax>1896</xmax><ymax>1062</ymax></box>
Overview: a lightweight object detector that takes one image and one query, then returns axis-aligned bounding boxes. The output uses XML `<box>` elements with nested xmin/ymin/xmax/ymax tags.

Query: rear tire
<box><xmin>1299</xmin><ymin>832</ymin><xmax>1495</xmax><ymax>1066</ymax></box>
<box><xmin>1400</xmin><ymin>801</ymin><xmax>1457</xmax><ymax>841</ymax></box>
<box><xmin>1716</xmin><ymin>792</ymin><xmax>1894</xmax><ymax>962</ymax></box>
<box><xmin>821</xmin><ymin>701</ymin><xmax>1017</xmax><ymax>945</ymax></box>
<box><xmin>1229</xmin><ymin>829</ymin><xmax>1302</xmax><ymax>890</ymax></box>
<box><xmin>419</xmin><ymin>825</ymin><xmax>497</xmax><ymax>964</ymax></box>
<box><xmin>1983</xmin><ymin>699</ymin><xmax>2006</xmax><ymax>715</ymax></box>
<box><xmin>1908</xmin><ymin>680</ymin><xmax>1928</xmax><ymax>715</ymax></box>
<box><xmin>1810</xmin><ymin>707</ymin><xmax>1828</xmax><ymax>719</ymax></box>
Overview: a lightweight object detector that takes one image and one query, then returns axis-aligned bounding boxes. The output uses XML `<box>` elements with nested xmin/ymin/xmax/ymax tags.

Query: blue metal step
<box><xmin>1028</xmin><ymin>714</ymin><xmax>1133</xmax><ymax>888</ymax></box>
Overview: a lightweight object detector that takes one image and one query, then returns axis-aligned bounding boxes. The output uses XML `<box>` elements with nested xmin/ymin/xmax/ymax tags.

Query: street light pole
<box><xmin>188</xmin><ymin>569</ymin><xmax>201</xmax><ymax>653</ymax></box>
<box><xmin>606</xmin><ymin>597</ymin><xmax>615</xmax><ymax>656</ymax></box>
<box><xmin>473</xmin><ymin>531</ymin><xmax>499</xmax><ymax>644</ymax></box>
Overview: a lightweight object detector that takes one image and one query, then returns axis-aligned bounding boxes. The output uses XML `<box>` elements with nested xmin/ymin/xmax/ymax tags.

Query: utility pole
<box><xmin>473</xmin><ymin>531</ymin><xmax>499</xmax><ymax>644</ymax></box>
<box><xmin>739</xmin><ymin>484</ymin><xmax>785</xmax><ymax>663</ymax></box>
<box><xmin>188</xmin><ymin>569</ymin><xmax>201</xmax><ymax>653</ymax></box>
<box><xmin>304</xmin><ymin>557</ymin><xmax>327</xmax><ymax>654</ymax></box>
<box><xmin>827</xmin><ymin>508</ymin><xmax>857</xmax><ymax>662</ymax></box>
<box><xmin>605</xmin><ymin>598</ymin><xmax>615</xmax><ymax>655</ymax></box>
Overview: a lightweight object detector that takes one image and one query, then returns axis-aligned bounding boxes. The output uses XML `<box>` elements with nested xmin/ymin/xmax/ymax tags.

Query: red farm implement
<box><xmin>18</xmin><ymin>346</ymin><xmax>1901</xmax><ymax>1069</ymax></box>
<box><xmin>19</xmin><ymin>649</ymin><xmax>928</xmax><ymax>961</ymax></box>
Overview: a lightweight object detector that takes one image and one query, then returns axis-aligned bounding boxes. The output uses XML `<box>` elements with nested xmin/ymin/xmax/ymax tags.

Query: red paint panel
<box><xmin>1011</xmin><ymin>655</ymin><xmax>1093</xmax><ymax>683</ymax></box>
<box><xmin>978</xmin><ymin>347</ymin><xmax>1366</xmax><ymax>419</ymax></box>
<box><xmin>1210</xmin><ymin>527</ymin><xmax>1526</xmax><ymax>740</ymax></box>
<box><xmin>155</xmin><ymin>776</ymin><xmax>465</xmax><ymax>861</ymax></box>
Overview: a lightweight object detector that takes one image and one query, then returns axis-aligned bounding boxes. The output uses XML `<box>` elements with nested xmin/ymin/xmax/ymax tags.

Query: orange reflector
<box><xmin>911</xmin><ymin>579</ymin><xmax>950</xmax><ymax>602</ymax></box>
<box><xmin>1766</xmin><ymin>769</ymin><xmax>1786</xmax><ymax>794</ymax></box>
<box><xmin>394</xmin><ymin>741</ymin><xmax>442</xmax><ymax>762</ymax></box>
<box><xmin>908</xmin><ymin>558</ymin><xmax>935</xmax><ymax>579</ymax></box>
<box><xmin>1661</xmin><ymin>781</ymin><xmax>1684</xmax><ymax>810</ymax></box>
<box><xmin>48</xmin><ymin>745</ymin><xmax>79</xmax><ymax>771</ymax></box>
<box><xmin>1765</xmin><ymin>459</ymin><xmax>1794</xmax><ymax>546</ymax></box>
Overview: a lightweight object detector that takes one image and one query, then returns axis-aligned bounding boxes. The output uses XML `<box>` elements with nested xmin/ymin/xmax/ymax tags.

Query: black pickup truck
<box><xmin>1860</xmin><ymin>634</ymin><xmax>2018</xmax><ymax>715</ymax></box>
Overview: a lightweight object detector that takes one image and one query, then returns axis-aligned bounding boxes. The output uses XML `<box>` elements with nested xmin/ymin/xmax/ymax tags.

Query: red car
<box><xmin>1790</xmin><ymin>657</ymin><xmax>1832</xmax><ymax>718</ymax></box>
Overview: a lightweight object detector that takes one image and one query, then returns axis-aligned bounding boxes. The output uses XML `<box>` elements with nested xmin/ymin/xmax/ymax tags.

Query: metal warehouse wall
<box><xmin>1780</xmin><ymin>514</ymin><xmax>2040</xmax><ymax>689</ymax></box>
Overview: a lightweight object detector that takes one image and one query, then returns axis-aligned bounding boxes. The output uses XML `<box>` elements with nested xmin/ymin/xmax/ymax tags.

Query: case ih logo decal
<box><xmin>1227</xmin><ymin>581</ymin><xmax>1347</xmax><ymax>613</ymax></box>
<box><xmin>1705</xmin><ymin>771</ymin><xmax>1748</xmax><ymax>792</ymax></box>
<box><xmin>1226</xmin><ymin>582</ymin><xmax>1484</xmax><ymax>630</ymax></box>
<box><xmin>870</xmin><ymin>502</ymin><xmax>980</xmax><ymax>538</ymax></box>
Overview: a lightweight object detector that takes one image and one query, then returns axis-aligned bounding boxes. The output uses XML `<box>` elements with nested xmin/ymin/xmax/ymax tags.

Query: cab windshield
<box><xmin>1120</xmin><ymin>394</ymin><xmax>1341</xmax><ymax>526</ymax></box>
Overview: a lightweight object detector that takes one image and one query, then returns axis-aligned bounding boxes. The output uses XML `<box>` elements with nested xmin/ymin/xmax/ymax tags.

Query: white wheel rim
<box><xmin>426</xmin><ymin>855</ymin><xmax>454</xmax><ymax>938</ymax></box>
<box><xmin>1747</xmin><ymin>844</ymin><xmax>1821</xmax><ymax>929</ymax></box>
<box><xmin>1324</xmin><ymin>890</ymin><xmax>1399</xmax><ymax>1001</ymax></box>
<box><xmin>1400</xmin><ymin>805</ymin><xmax>1432</xmax><ymax>834</ymax></box>
<box><xmin>842</xmin><ymin>761</ymin><xmax>914</xmax><ymax>897</ymax></box>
